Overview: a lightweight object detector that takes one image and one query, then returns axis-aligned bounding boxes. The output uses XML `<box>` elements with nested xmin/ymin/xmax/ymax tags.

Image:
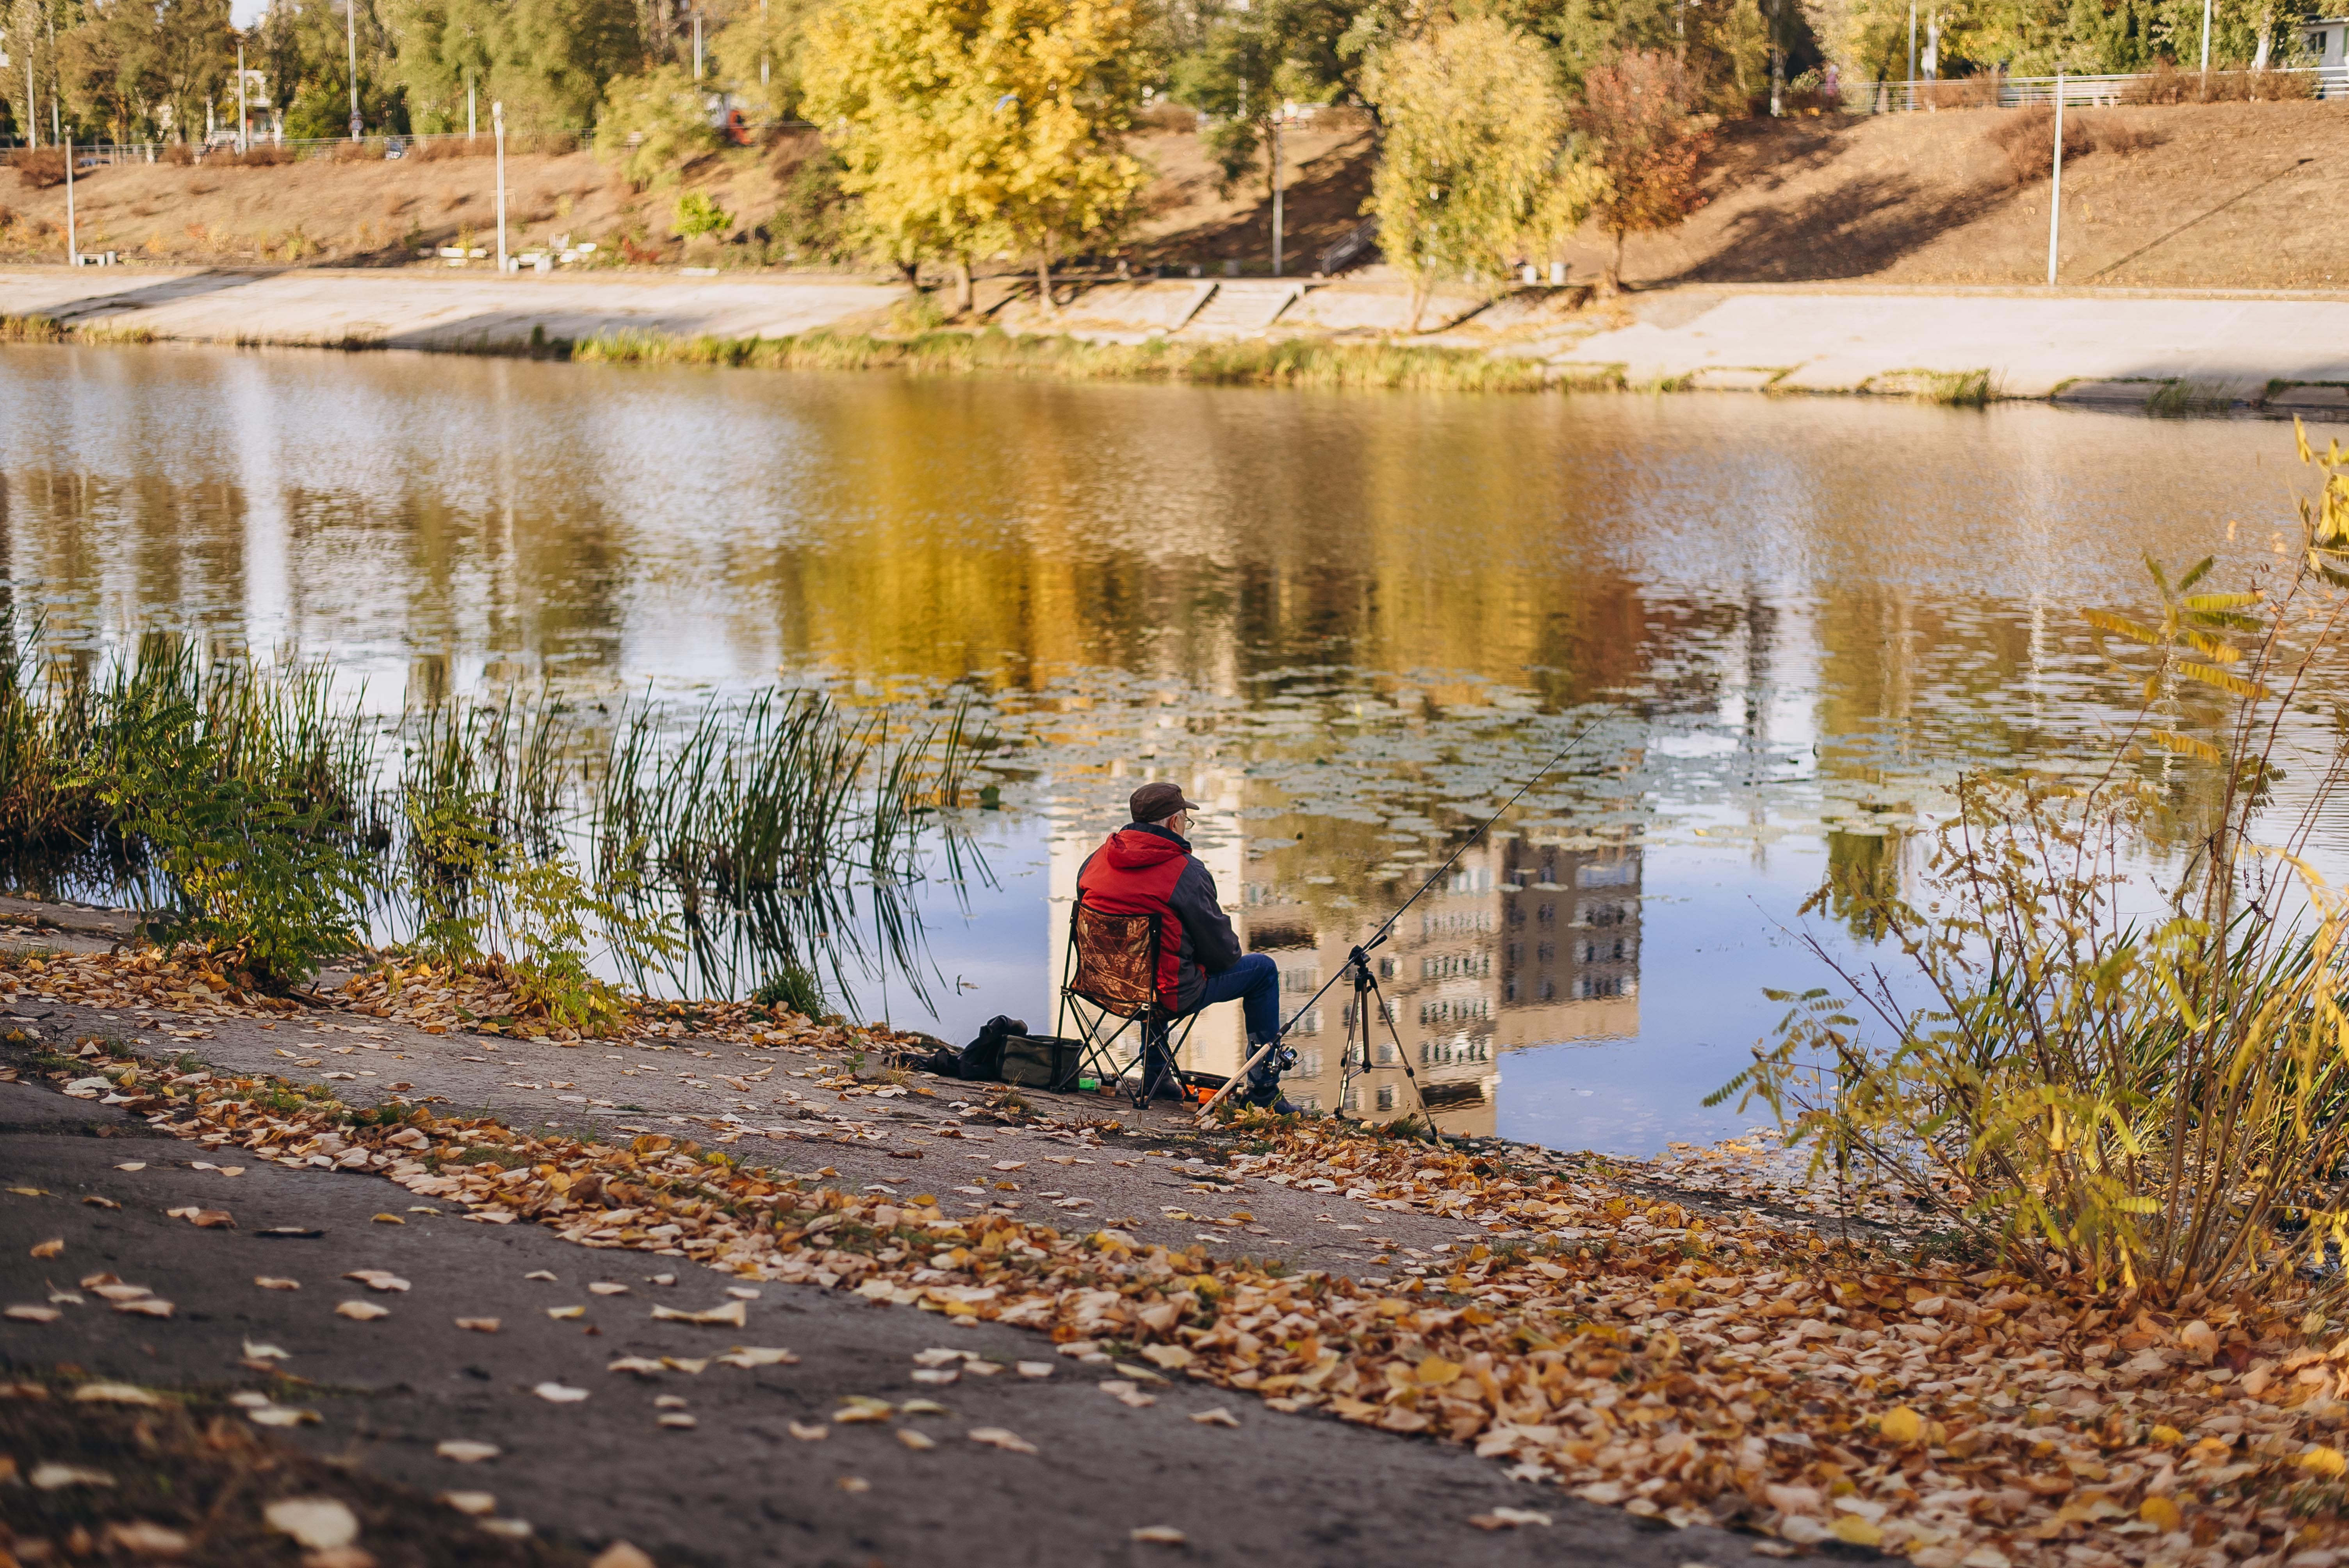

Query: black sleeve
<box><xmin>1169</xmin><ymin>858</ymin><xmax>1242</xmax><ymax>974</ymax></box>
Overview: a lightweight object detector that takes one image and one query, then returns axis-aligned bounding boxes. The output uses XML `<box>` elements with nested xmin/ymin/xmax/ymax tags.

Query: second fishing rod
<box><xmin>1192</xmin><ymin>706</ymin><xmax>1622</xmax><ymax>1134</ymax></box>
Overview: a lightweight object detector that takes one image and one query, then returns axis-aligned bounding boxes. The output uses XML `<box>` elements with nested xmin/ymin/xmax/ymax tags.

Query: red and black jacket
<box><xmin>1074</xmin><ymin>822</ymin><xmax>1242</xmax><ymax>1013</ymax></box>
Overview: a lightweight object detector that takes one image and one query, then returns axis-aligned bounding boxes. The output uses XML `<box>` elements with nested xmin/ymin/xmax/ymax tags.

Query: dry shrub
<box><xmin>1916</xmin><ymin>75</ymin><xmax>2002</xmax><ymax>109</ymax></box>
<box><xmin>160</xmin><ymin>143</ymin><xmax>195</xmax><ymax>167</ymax></box>
<box><xmin>8</xmin><ymin>150</ymin><xmax>66</xmax><ymax>189</ymax></box>
<box><xmin>2094</xmin><ymin>117</ymin><xmax>2161</xmax><ymax>154</ymax></box>
<box><xmin>414</xmin><ymin>138</ymin><xmax>490</xmax><ymax>162</ymax></box>
<box><xmin>1727</xmin><ymin>447</ymin><xmax>2349</xmax><ymax>1303</ymax></box>
<box><xmin>1138</xmin><ymin>99</ymin><xmax>1199</xmax><ymax>132</ymax></box>
<box><xmin>230</xmin><ymin>144</ymin><xmax>291</xmax><ymax>167</ymax></box>
<box><xmin>1989</xmin><ymin>105</ymin><xmax>2096</xmax><ymax>184</ymax></box>
<box><xmin>2126</xmin><ymin>61</ymin><xmax>2319</xmax><ymax>103</ymax></box>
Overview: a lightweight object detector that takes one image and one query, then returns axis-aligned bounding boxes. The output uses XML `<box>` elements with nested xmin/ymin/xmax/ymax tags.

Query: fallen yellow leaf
<box><xmin>2139</xmin><ymin>1495</ymin><xmax>2182</xmax><ymax>1532</ymax></box>
<box><xmin>1829</xmin><ymin>1515</ymin><xmax>1883</xmax><ymax>1548</ymax></box>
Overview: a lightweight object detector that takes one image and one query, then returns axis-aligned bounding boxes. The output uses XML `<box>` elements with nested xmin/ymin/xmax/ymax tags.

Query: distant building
<box><xmin>2300</xmin><ymin>18</ymin><xmax>2349</xmax><ymax>68</ymax></box>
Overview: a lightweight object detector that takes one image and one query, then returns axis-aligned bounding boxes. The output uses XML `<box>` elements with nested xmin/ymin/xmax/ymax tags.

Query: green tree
<box><xmin>593</xmin><ymin>61</ymin><xmax>716</xmax><ymax>185</ymax></box>
<box><xmin>1572</xmin><ymin>47</ymin><xmax>1709</xmax><ymax>293</ymax></box>
<box><xmin>1363</xmin><ymin>17</ymin><xmax>1602</xmax><ymax>328</ymax></box>
<box><xmin>708</xmin><ymin>0</ymin><xmax>824</xmax><ymax>121</ymax></box>
<box><xmin>1169</xmin><ymin>0</ymin><xmax>1356</xmax><ymax>200</ymax></box>
<box><xmin>388</xmin><ymin>0</ymin><xmax>639</xmax><ymax>134</ymax></box>
<box><xmin>254</xmin><ymin>0</ymin><xmax>406</xmax><ymax>138</ymax></box>
<box><xmin>62</xmin><ymin>0</ymin><xmax>235</xmax><ymax>143</ymax></box>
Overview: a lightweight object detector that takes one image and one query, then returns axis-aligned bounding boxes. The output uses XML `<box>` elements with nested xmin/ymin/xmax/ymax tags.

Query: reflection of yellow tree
<box><xmin>1821</xmin><ymin>828</ymin><xmax>1904</xmax><ymax>941</ymax></box>
<box><xmin>753</xmin><ymin>382</ymin><xmax>1668</xmax><ymax>700</ymax></box>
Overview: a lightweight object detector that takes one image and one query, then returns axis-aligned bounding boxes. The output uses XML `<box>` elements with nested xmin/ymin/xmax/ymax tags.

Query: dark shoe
<box><xmin>1241</xmin><ymin>1075</ymin><xmax>1299</xmax><ymax>1114</ymax></box>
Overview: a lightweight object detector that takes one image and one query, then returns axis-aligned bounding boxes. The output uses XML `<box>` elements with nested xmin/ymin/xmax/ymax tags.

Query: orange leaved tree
<box><xmin>1572</xmin><ymin>50</ymin><xmax>1712</xmax><ymax>294</ymax></box>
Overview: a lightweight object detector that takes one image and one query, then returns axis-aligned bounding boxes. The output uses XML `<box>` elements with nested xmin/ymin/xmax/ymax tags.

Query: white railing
<box><xmin>0</xmin><ymin>121</ymin><xmax>821</xmax><ymax>164</ymax></box>
<box><xmin>1845</xmin><ymin>65</ymin><xmax>2349</xmax><ymax>110</ymax></box>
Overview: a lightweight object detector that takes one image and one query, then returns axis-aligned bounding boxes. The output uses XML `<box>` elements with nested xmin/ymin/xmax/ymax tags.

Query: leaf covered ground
<box><xmin>5</xmin><ymin>941</ymin><xmax>2349</xmax><ymax>1568</ymax></box>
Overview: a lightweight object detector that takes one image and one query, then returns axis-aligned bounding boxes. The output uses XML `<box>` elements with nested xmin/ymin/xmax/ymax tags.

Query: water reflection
<box><xmin>0</xmin><ymin>341</ymin><xmax>2335</xmax><ymax>1153</ymax></box>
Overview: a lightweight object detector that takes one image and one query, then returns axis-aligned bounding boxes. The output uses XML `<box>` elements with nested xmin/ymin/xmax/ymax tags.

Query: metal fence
<box><xmin>0</xmin><ymin>122</ymin><xmax>829</xmax><ymax>163</ymax></box>
<box><xmin>1846</xmin><ymin>65</ymin><xmax>2349</xmax><ymax>111</ymax></box>
<box><xmin>0</xmin><ymin>130</ymin><xmax>586</xmax><ymax>164</ymax></box>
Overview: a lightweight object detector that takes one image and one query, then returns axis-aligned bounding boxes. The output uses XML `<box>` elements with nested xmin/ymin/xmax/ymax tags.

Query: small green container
<box><xmin>1078</xmin><ymin>1076</ymin><xmax>1100</xmax><ymax>1092</ymax></box>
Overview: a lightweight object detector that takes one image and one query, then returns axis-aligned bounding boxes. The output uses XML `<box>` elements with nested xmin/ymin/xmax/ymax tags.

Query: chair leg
<box><xmin>1134</xmin><ymin>1018</ymin><xmax>1182</xmax><ymax>1107</ymax></box>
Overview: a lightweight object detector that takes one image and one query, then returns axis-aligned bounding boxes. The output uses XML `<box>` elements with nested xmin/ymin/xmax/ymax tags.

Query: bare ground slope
<box><xmin>2</xmin><ymin>102</ymin><xmax>2343</xmax><ymax>292</ymax></box>
<box><xmin>1565</xmin><ymin>100</ymin><xmax>2349</xmax><ymax>291</ymax></box>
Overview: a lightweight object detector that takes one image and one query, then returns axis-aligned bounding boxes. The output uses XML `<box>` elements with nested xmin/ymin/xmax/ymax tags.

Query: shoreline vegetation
<box><xmin>0</xmin><ymin>618</ymin><xmax>983</xmax><ymax>1023</ymax></box>
<box><xmin>1</xmin><ymin>308</ymin><xmax>2003</xmax><ymax>402</ymax></box>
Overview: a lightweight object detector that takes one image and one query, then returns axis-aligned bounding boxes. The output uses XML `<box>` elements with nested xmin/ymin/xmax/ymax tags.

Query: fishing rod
<box><xmin>1194</xmin><ymin>705</ymin><xmax>1622</xmax><ymax>1130</ymax></box>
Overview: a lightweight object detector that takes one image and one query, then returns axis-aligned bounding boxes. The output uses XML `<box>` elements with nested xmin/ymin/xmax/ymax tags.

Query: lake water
<box><xmin>1</xmin><ymin>342</ymin><xmax>2331</xmax><ymax>1155</ymax></box>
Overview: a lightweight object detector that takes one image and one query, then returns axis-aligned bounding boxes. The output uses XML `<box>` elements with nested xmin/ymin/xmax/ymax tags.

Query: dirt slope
<box><xmin>2</xmin><ymin>101</ymin><xmax>2343</xmax><ymax>290</ymax></box>
<box><xmin>1567</xmin><ymin>99</ymin><xmax>2349</xmax><ymax>290</ymax></box>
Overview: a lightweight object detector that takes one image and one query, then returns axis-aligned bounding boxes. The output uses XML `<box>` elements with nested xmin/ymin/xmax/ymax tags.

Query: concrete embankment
<box><xmin>8</xmin><ymin>264</ymin><xmax>2349</xmax><ymax>413</ymax></box>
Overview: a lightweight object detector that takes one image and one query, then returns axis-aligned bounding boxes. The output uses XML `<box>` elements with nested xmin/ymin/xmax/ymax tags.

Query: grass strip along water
<box><xmin>4</xmin><ymin>940</ymin><xmax>2345</xmax><ymax>1568</ymax></box>
<box><xmin>569</xmin><ymin>326</ymin><xmax>1574</xmax><ymax>392</ymax></box>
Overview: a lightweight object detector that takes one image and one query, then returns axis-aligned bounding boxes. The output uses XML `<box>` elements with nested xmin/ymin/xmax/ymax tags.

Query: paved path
<box><xmin>0</xmin><ymin>266</ymin><xmax>903</xmax><ymax>350</ymax></box>
<box><xmin>1553</xmin><ymin>285</ymin><xmax>2349</xmax><ymax>401</ymax></box>
<box><xmin>0</xmin><ymin>1045</ymin><xmax>1774</xmax><ymax>1568</ymax></box>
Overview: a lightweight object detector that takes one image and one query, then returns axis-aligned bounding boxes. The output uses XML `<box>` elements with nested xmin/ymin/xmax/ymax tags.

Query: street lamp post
<box><xmin>64</xmin><ymin>131</ymin><xmax>76</xmax><ymax>265</ymax></box>
<box><xmin>1270</xmin><ymin>107</ymin><xmax>1283</xmax><ymax>277</ymax></box>
<box><xmin>2047</xmin><ymin>71</ymin><xmax>2065</xmax><ymax>287</ymax></box>
<box><xmin>236</xmin><ymin>42</ymin><xmax>248</xmax><ymax>155</ymax></box>
<box><xmin>346</xmin><ymin>0</ymin><xmax>360</xmax><ymax>139</ymax></box>
<box><xmin>492</xmin><ymin>99</ymin><xmax>507</xmax><ymax>273</ymax></box>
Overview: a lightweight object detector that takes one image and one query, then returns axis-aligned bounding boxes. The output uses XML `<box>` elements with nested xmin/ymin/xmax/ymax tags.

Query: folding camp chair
<box><xmin>1056</xmin><ymin>895</ymin><xmax>1199</xmax><ymax>1108</ymax></box>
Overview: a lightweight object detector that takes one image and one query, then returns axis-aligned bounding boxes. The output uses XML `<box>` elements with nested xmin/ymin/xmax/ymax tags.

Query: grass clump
<box><xmin>573</xmin><ymin>325</ymin><xmax>1559</xmax><ymax>393</ymax></box>
<box><xmin>1723</xmin><ymin>420</ymin><xmax>2349</xmax><ymax>1304</ymax></box>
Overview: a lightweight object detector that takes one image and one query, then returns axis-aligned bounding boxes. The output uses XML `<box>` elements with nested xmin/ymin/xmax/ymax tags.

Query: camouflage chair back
<box><xmin>1057</xmin><ymin>896</ymin><xmax>1195</xmax><ymax>1107</ymax></box>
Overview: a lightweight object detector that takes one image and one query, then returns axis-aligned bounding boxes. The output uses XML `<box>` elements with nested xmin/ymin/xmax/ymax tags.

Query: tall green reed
<box><xmin>0</xmin><ymin>617</ymin><xmax>981</xmax><ymax>1014</ymax></box>
<box><xmin>1720</xmin><ymin>423</ymin><xmax>2349</xmax><ymax>1308</ymax></box>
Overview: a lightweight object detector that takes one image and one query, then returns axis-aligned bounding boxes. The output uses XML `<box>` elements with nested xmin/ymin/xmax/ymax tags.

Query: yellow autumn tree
<box><xmin>802</xmin><ymin>0</ymin><xmax>1145</xmax><ymax>314</ymax></box>
<box><xmin>977</xmin><ymin>0</ymin><xmax>1147</xmax><ymax>310</ymax></box>
<box><xmin>1363</xmin><ymin>18</ymin><xmax>1606</xmax><ymax>330</ymax></box>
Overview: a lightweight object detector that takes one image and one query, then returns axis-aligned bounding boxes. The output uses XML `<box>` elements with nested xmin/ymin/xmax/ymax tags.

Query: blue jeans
<box><xmin>1183</xmin><ymin>952</ymin><xmax>1281</xmax><ymax>1044</ymax></box>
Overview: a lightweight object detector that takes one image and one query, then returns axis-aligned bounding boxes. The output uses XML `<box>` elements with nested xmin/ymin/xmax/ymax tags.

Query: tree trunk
<box><xmin>954</xmin><ymin>258</ymin><xmax>973</xmax><ymax>317</ymax></box>
<box><xmin>1036</xmin><ymin>237</ymin><xmax>1055</xmax><ymax>316</ymax></box>
<box><xmin>1406</xmin><ymin>276</ymin><xmax>1429</xmax><ymax>333</ymax></box>
<box><xmin>1603</xmin><ymin>228</ymin><xmax>1626</xmax><ymax>296</ymax></box>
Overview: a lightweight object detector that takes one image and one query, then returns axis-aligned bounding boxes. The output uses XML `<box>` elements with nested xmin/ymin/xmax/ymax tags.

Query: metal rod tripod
<box><xmin>1333</xmin><ymin>943</ymin><xmax>1445</xmax><ymax>1147</ymax></box>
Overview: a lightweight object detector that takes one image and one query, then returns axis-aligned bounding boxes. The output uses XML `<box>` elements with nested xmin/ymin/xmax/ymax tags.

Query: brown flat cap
<box><xmin>1129</xmin><ymin>781</ymin><xmax>1201</xmax><ymax>824</ymax></box>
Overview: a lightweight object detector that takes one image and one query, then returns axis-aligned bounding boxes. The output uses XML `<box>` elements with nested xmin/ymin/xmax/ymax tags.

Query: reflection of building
<box><xmin>1495</xmin><ymin>840</ymin><xmax>1641</xmax><ymax>1049</ymax></box>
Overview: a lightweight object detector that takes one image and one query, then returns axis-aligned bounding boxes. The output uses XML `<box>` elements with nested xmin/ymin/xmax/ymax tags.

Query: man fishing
<box><xmin>1074</xmin><ymin>781</ymin><xmax>1297</xmax><ymax>1111</ymax></box>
